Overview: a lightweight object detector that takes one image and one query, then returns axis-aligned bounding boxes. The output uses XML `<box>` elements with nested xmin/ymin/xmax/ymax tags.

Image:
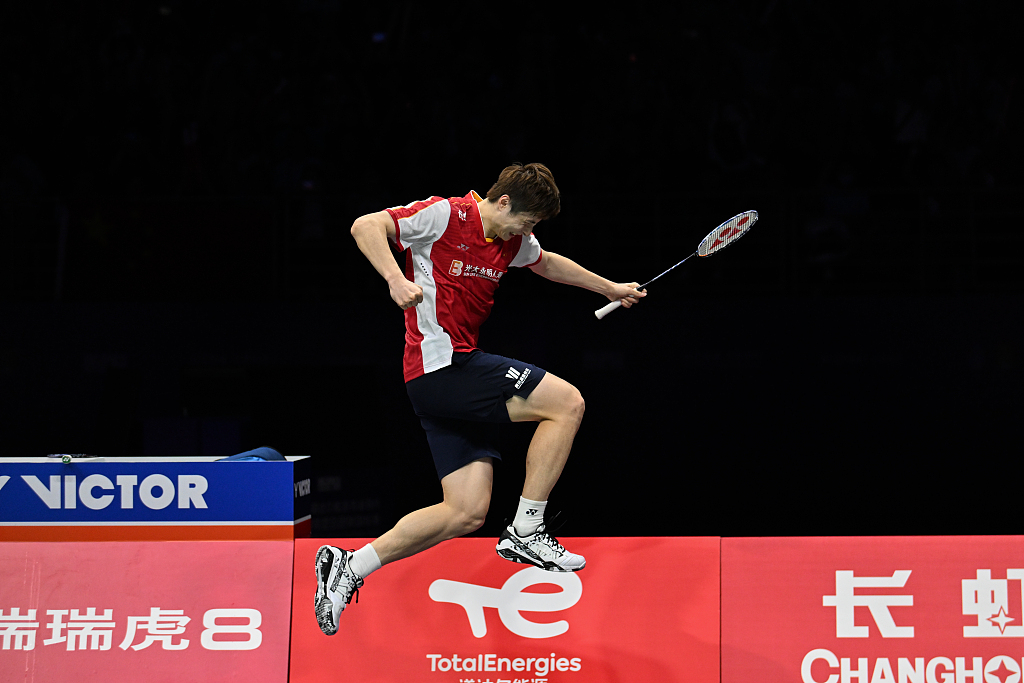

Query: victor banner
<box><xmin>0</xmin><ymin>541</ymin><xmax>293</xmax><ymax>683</ymax></box>
<box><xmin>290</xmin><ymin>536</ymin><xmax>720</xmax><ymax>683</ymax></box>
<box><xmin>0</xmin><ymin>457</ymin><xmax>311</xmax><ymax>541</ymax></box>
<box><xmin>722</xmin><ymin>536</ymin><xmax>1024</xmax><ymax>683</ymax></box>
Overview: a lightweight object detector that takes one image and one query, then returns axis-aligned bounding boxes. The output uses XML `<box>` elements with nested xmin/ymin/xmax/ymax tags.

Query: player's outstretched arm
<box><xmin>351</xmin><ymin>211</ymin><xmax>423</xmax><ymax>309</ymax></box>
<box><xmin>530</xmin><ymin>252</ymin><xmax>646</xmax><ymax>308</ymax></box>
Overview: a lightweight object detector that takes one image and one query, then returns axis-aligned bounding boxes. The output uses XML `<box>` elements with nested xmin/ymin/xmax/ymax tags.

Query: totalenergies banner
<box><xmin>290</xmin><ymin>536</ymin><xmax>720</xmax><ymax>683</ymax></box>
<box><xmin>0</xmin><ymin>541</ymin><xmax>293</xmax><ymax>683</ymax></box>
<box><xmin>722</xmin><ymin>536</ymin><xmax>1024</xmax><ymax>683</ymax></box>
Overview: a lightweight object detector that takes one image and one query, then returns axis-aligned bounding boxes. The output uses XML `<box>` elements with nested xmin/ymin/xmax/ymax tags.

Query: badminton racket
<box><xmin>595</xmin><ymin>210</ymin><xmax>759</xmax><ymax>319</ymax></box>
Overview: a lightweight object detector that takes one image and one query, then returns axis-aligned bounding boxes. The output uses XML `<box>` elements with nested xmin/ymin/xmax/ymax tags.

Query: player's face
<box><xmin>495</xmin><ymin>206</ymin><xmax>541</xmax><ymax>241</ymax></box>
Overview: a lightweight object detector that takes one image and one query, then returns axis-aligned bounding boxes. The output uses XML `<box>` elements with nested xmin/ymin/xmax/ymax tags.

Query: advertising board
<box><xmin>290</xmin><ymin>536</ymin><xmax>720</xmax><ymax>683</ymax></box>
<box><xmin>0</xmin><ymin>456</ymin><xmax>311</xmax><ymax>540</ymax></box>
<box><xmin>0</xmin><ymin>540</ymin><xmax>294</xmax><ymax>683</ymax></box>
<box><xmin>722</xmin><ymin>536</ymin><xmax>1024</xmax><ymax>683</ymax></box>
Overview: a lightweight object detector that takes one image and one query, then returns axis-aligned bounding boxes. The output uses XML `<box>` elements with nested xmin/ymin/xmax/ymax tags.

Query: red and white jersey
<box><xmin>386</xmin><ymin>191</ymin><xmax>543</xmax><ymax>382</ymax></box>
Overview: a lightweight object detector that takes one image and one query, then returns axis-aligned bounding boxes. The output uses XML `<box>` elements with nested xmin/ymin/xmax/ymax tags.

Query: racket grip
<box><xmin>594</xmin><ymin>300</ymin><xmax>623</xmax><ymax>320</ymax></box>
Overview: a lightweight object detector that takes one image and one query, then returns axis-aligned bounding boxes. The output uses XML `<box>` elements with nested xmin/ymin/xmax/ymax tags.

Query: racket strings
<box><xmin>698</xmin><ymin>211</ymin><xmax>757</xmax><ymax>257</ymax></box>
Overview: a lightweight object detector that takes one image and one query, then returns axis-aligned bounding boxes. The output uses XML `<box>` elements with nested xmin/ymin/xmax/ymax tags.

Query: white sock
<box><xmin>348</xmin><ymin>543</ymin><xmax>382</xmax><ymax>579</ymax></box>
<box><xmin>513</xmin><ymin>496</ymin><xmax>547</xmax><ymax>537</ymax></box>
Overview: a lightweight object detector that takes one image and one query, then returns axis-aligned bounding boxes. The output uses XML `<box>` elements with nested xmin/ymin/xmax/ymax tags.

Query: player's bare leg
<box><xmin>505</xmin><ymin>373</ymin><xmax>585</xmax><ymax>500</ymax></box>
<box><xmin>370</xmin><ymin>457</ymin><xmax>495</xmax><ymax>565</ymax></box>
<box><xmin>497</xmin><ymin>373</ymin><xmax>587</xmax><ymax>572</ymax></box>
<box><xmin>316</xmin><ymin>458</ymin><xmax>494</xmax><ymax>634</ymax></box>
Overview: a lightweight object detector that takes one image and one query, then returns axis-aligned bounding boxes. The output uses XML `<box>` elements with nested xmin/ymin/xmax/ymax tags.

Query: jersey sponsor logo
<box><xmin>450</xmin><ymin>200</ymin><xmax>473</xmax><ymax>223</ymax></box>
<box><xmin>448</xmin><ymin>260</ymin><xmax>505</xmax><ymax>283</ymax></box>
<box><xmin>505</xmin><ymin>366</ymin><xmax>530</xmax><ymax>389</ymax></box>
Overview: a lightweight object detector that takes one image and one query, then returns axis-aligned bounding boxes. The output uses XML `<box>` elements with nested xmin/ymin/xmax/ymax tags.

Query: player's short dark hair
<box><xmin>486</xmin><ymin>163</ymin><xmax>561</xmax><ymax>220</ymax></box>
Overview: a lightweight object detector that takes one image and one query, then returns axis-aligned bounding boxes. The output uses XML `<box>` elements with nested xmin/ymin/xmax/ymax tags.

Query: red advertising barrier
<box><xmin>722</xmin><ymin>536</ymin><xmax>1024</xmax><ymax>683</ymax></box>
<box><xmin>290</xmin><ymin>537</ymin><xmax>720</xmax><ymax>683</ymax></box>
<box><xmin>0</xmin><ymin>541</ymin><xmax>293</xmax><ymax>683</ymax></box>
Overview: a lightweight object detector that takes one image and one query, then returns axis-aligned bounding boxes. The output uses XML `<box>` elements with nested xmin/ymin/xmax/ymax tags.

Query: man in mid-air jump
<box><xmin>315</xmin><ymin>162</ymin><xmax>645</xmax><ymax>636</ymax></box>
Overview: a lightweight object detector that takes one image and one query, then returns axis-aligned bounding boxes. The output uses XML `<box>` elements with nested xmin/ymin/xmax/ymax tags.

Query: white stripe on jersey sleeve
<box><xmin>509</xmin><ymin>233</ymin><xmax>544</xmax><ymax>268</ymax></box>
<box><xmin>394</xmin><ymin>198</ymin><xmax>450</xmax><ymax>249</ymax></box>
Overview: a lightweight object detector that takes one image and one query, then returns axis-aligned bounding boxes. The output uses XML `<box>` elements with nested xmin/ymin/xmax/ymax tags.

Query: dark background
<box><xmin>1</xmin><ymin>2</ymin><xmax>1020</xmax><ymax>538</ymax></box>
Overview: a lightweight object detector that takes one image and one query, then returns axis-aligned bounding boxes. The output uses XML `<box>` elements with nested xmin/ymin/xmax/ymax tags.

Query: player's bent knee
<box><xmin>564</xmin><ymin>385</ymin><xmax>585</xmax><ymax>423</ymax></box>
<box><xmin>454</xmin><ymin>508</ymin><xmax>486</xmax><ymax>536</ymax></box>
<box><xmin>466</xmin><ymin>511</ymin><xmax>487</xmax><ymax>534</ymax></box>
<box><xmin>508</xmin><ymin>374</ymin><xmax>586</xmax><ymax>424</ymax></box>
<box><xmin>544</xmin><ymin>375</ymin><xmax>584</xmax><ymax>416</ymax></box>
<box><xmin>446</xmin><ymin>495</ymin><xmax>489</xmax><ymax>537</ymax></box>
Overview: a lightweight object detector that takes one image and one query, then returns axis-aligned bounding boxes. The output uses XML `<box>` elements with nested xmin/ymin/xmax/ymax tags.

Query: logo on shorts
<box><xmin>505</xmin><ymin>366</ymin><xmax>530</xmax><ymax>390</ymax></box>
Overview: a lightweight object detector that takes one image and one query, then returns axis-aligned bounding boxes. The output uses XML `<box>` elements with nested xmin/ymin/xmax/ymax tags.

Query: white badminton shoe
<box><xmin>314</xmin><ymin>545</ymin><xmax>363</xmax><ymax>635</ymax></box>
<box><xmin>496</xmin><ymin>523</ymin><xmax>586</xmax><ymax>572</ymax></box>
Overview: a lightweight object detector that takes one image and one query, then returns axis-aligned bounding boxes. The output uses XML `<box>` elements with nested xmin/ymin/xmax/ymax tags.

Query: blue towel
<box><xmin>217</xmin><ymin>447</ymin><xmax>286</xmax><ymax>462</ymax></box>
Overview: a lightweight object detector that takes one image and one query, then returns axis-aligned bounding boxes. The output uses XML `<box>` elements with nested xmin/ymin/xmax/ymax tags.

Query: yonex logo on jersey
<box><xmin>505</xmin><ymin>366</ymin><xmax>530</xmax><ymax>389</ymax></box>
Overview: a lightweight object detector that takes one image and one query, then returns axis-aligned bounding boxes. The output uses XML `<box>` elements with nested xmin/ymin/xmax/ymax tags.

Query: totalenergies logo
<box><xmin>428</xmin><ymin>567</ymin><xmax>582</xmax><ymax>639</ymax></box>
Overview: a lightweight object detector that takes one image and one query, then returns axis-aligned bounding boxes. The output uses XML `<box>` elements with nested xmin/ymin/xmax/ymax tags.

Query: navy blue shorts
<box><xmin>405</xmin><ymin>350</ymin><xmax>547</xmax><ymax>480</ymax></box>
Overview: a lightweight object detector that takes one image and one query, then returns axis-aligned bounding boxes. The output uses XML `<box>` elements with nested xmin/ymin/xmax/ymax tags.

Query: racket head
<box><xmin>697</xmin><ymin>210</ymin><xmax>758</xmax><ymax>257</ymax></box>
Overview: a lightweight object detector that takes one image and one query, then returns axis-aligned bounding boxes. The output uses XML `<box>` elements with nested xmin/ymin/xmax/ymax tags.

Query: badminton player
<box><xmin>315</xmin><ymin>163</ymin><xmax>645</xmax><ymax>635</ymax></box>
